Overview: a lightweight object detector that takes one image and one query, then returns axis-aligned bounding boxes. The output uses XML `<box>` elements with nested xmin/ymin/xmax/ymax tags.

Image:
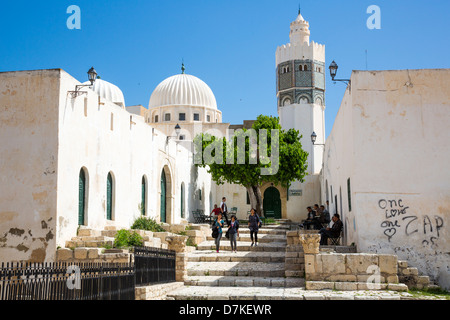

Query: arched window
<box><xmin>141</xmin><ymin>176</ymin><xmax>147</xmax><ymax>216</ymax></box>
<box><xmin>299</xmin><ymin>65</ymin><xmax>303</xmax><ymax>71</ymax></box>
<box><xmin>107</xmin><ymin>172</ymin><xmax>114</xmax><ymax>220</ymax></box>
<box><xmin>78</xmin><ymin>168</ymin><xmax>87</xmax><ymax>226</ymax></box>
<box><xmin>304</xmin><ymin>65</ymin><xmax>308</xmax><ymax>71</ymax></box>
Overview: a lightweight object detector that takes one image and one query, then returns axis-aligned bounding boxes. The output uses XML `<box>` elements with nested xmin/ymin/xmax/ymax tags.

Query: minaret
<box><xmin>276</xmin><ymin>11</ymin><xmax>326</xmax><ymax>175</ymax></box>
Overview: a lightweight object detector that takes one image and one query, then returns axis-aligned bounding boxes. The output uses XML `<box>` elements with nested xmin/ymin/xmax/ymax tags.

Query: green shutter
<box><xmin>107</xmin><ymin>173</ymin><xmax>113</xmax><ymax>220</ymax></box>
<box><xmin>347</xmin><ymin>178</ymin><xmax>352</xmax><ymax>212</ymax></box>
<box><xmin>181</xmin><ymin>184</ymin><xmax>185</xmax><ymax>218</ymax></box>
<box><xmin>160</xmin><ymin>171</ymin><xmax>166</xmax><ymax>223</ymax></box>
<box><xmin>78</xmin><ymin>169</ymin><xmax>86</xmax><ymax>225</ymax></box>
<box><xmin>141</xmin><ymin>177</ymin><xmax>146</xmax><ymax>216</ymax></box>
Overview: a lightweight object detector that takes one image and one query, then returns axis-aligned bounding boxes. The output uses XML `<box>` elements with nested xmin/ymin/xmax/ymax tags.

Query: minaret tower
<box><xmin>276</xmin><ymin>10</ymin><xmax>326</xmax><ymax>175</ymax></box>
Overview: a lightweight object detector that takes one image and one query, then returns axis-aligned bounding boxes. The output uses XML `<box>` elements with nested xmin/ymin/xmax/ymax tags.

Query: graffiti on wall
<box><xmin>378</xmin><ymin>199</ymin><xmax>444</xmax><ymax>248</ymax></box>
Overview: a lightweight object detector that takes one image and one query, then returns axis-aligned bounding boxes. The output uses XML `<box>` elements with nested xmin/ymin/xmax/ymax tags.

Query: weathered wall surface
<box><xmin>0</xmin><ymin>69</ymin><xmax>61</xmax><ymax>262</ymax></box>
<box><xmin>322</xmin><ymin>69</ymin><xmax>450</xmax><ymax>289</ymax></box>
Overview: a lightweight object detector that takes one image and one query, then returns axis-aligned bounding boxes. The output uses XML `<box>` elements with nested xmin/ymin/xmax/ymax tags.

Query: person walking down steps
<box><xmin>213</xmin><ymin>213</ymin><xmax>224</xmax><ymax>253</ymax></box>
<box><xmin>248</xmin><ymin>208</ymin><xmax>262</xmax><ymax>247</ymax></box>
<box><xmin>227</xmin><ymin>215</ymin><xmax>239</xmax><ymax>253</ymax></box>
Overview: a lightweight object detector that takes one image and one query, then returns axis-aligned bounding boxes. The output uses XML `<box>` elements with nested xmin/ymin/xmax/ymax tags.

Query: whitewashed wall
<box><xmin>322</xmin><ymin>69</ymin><xmax>450</xmax><ymax>289</ymax></box>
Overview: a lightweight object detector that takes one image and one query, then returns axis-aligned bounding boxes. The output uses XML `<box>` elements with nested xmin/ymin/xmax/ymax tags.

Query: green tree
<box><xmin>194</xmin><ymin>115</ymin><xmax>308</xmax><ymax>215</ymax></box>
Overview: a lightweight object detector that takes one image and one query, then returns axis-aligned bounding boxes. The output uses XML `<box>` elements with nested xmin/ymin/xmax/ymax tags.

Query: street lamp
<box><xmin>329</xmin><ymin>60</ymin><xmax>350</xmax><ymax>86</ymax></box>
<box><xmin>311</xmin><ymin>132</ymin><xmax>325</xmax><ymax>146</ymax></box>
<box><xmin>69</xmin><ymin>67</ymin><xmax>98</xmax><ymax>98</ymax></box>
<box><xmin>167</xmin><ymin>124</ymin><xmax>181</xmax><ymax>144</ymax></box>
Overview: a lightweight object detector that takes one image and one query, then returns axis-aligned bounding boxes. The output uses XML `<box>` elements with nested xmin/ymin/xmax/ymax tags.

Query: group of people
<box><xmin>300</xmin><ymin>202</ymin><xmax>343</xmax><ymax>245</ymax></box>
<box><xmin>210</xmin><ymin>197</ymin><xmax>262</xmax><ymax>253</ymax></box>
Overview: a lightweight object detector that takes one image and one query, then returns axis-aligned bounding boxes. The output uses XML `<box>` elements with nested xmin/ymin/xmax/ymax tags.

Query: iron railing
<box><xmin>0</xmin><ymin>246</ymin><xmax>177</xmax><ymax>300</ymax></box>
<box><xmin>0</xmin><ymin>262</ymin><xmax>135</xmax><ymax>300</ymax></box>
<box><xmin>134</xmin><ymin>246</ymin><xmax>176</xmax><ymax>286</ymax></box>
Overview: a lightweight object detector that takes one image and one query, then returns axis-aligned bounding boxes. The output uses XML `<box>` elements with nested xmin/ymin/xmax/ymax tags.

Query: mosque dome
<box><xmin>149</xmin><ymin>73</ymin><xmax>217</xmax><ymax>110</ymax></box>
<box><xmin>84</xmin><ymin>78</ymin><xmax>126</xmax><ymax>107</ymax></box>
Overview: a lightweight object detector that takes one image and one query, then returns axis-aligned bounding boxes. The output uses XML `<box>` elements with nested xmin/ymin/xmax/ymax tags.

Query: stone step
<box><xmin>166</xmin><ymin>286</ymin><xmax>412</xmax><ymax>300</ymax></box>
<box><xmin>206</xmin><ymin>233</ymin><xmax>287</xmax><ymax>243</ymax></box>
<box><xmin>306</xmin><ymin>281</ymin><xmax>408</xmax><ymax>292</ymax></box>
<box><xmin>196</xmin><ymin>241</ymin><xmax>287</xmax><ymax>252</ymax></box>
<box><xmin>65</xmin><ymin>239</ymin><xmax>114</xmax><ymax>248</ymax></box>
<box><xmin>77</xmin><ymin>227</ymin><xmax>102</xmax><ymax>237</ymax></box>
<box><xmin>187</xmin><ymin>251</ymin><xmax>285</xmax><ymax>263</ymax></box>
<box><xmin>237</xmin><ymin>228</ymin><xmax>287</xmax><ymax>235</ymax></box>
<box><xmin>71</xmin><ymin>236</ymin><xmax>115</xmax><ymax>242</ymax></box>
<box><xmin>187</xmin><ymin>261</ymin><xmax>286</xmax><ymax>277</ymax></box>
<box><xmin>398</xmin><ymin>260</ymin><xmax>409</xmax><ymax>268</ymax></box>
<box><xmin>185</xmin><ymin>276</ymin><xmax>304</xmax><ymax>288</ymax></box>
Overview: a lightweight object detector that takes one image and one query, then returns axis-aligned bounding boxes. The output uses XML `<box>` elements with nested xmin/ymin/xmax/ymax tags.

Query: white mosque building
<box><xmin>0</xmin><ymin>11</ymin><xmax>449</xmax><ymax>289</ymax></box>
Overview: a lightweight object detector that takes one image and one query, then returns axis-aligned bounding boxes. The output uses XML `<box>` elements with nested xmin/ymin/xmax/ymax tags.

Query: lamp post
<box><xmin>311</xmin><ymin>132</ymin><xmax>325</xmax><ymax>146</ymax></box>
<box><xmin>69</xmin><ymin>67</ymin><xmax>98</xmax><ymax>98</ymax></box>
<box><xmin>166</xmin><ymin>124</ymin><xmax>181</xmax><ymax>144</ymax></box>
<box><xmin>329</xmin><ymin>61</ymin><xmax>350</xmax><ymax>86</ymax></box>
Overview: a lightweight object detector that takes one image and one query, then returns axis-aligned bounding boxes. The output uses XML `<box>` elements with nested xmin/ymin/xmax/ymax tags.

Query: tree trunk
<box><xmin>246</xmin><ymin>185</ymin><xmax>264</xmax><ymax>217</ymax></box>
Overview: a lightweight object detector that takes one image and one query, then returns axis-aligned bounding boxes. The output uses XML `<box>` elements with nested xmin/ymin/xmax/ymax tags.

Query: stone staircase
<box><xmin>168</xmin><ymin>220</ymin><xmax>306</xmax><ymax>300</ymax></box>
<box><xmin>398</xmin><ymin>260</ymin><xmax>439</xmax><ymax>290</ymax></box>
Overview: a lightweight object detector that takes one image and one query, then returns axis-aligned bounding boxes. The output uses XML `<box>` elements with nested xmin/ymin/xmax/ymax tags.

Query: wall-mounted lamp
<box><xmin>329</xmin><ymin>61</ymin><xmax>351</xmax><ymax>86</ymax></box>
<box><xmin>69</xmin><ymin>67</ymin><xmax>98</xmax><ymax>98</ymax></box>
<box><xmin>311</xmin><ymin>132</ymin><xmax>325</xmax><ymax>146</ymax></box>
<box><xmin>166</xmin><ymin>124</ymin><xmax>181</xmax><ymax>144</ymax></box>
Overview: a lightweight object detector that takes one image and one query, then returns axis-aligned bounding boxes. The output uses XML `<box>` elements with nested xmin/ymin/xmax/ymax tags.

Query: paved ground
<box><xmin>166</xmin><ymin>285</ymin><xmax>446</xmax><ymax>300</ymax></box>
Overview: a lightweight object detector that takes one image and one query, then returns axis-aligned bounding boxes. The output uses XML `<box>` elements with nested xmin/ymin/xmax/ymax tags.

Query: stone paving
<box><xmin>166</xmin><ymin>285</ymin><xmax>438</xmax><ymax>300</ymax></box>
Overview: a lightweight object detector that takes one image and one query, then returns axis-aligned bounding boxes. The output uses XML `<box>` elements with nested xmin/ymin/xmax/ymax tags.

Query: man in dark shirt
<box><xmin>300</xmin><ymin>207</ymin><xmax>316</xmax><ymax>230</ymax></box>
<box><xmin>319</xmin><ymin>214</ymin><xmax>343</xmax><ymax>245</ymax></box>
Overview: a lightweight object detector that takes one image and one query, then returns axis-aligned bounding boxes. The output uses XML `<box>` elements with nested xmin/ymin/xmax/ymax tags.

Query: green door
<box><xmin>160</xmin><ymin>170</ymin><xmax>166</xmax><ymax>223</ymax></box>
<box><xmin>107</xmin><ymin>173</ymin><xmax>113</xmax><ymax>220</ymax></box>
<box><xmin>141</xmin><ymin>177</ymin><xmax>146</xmax><ymax>216</ymax></box>
<box><xmin>78</xmin><ymin>169</ymin><xmax>86</xmax><ymax>225</ymax></box>
<box><xmin>263</xmin><ymin>187</ymin><xmax>281</xmax><ymax>219</ymax></box>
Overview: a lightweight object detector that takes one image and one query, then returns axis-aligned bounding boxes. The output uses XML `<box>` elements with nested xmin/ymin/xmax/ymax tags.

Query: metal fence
<box><xmin>0</xmin><ymin>246</ymin><xmax>177</xmax><ymax>300</ymax></box>
<box><xmin>0</xmin><ymin>262</ymin><xmax>135</xmax><ymax>300</ymax></box>
<box><xmin>134</xmin><ymin>246</ymin><xmax>176</xmax><ymax>286</ymax></box>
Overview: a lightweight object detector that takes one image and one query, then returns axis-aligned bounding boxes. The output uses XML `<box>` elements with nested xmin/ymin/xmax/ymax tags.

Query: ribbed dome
<box><xmin>84</xmin><ymin>79</ymin><xmax>126</xmax><ymax>107</ymax></box>
<box><xmin>149</xmin><ymin>74</ymin><xmax>217</xmax><ymax>110</ymax></box>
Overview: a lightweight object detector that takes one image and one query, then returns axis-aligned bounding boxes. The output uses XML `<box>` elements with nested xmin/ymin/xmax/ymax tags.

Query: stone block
<box><xmin>379</xmin><ymin>254</ymin><xmax>398</xmax><ymax>274</ymax></box>
<box><xmin>306</xmin><ymin>281</ymin><xmax>334</xmax><ymax>290</ymax></box>
<box><xmin>417</xmin><ymin>276</ymin><xmax>430</xmax><ymax>285</ymax></box>
<box><xmin>386</xmin><ymin>275</ymin><xmax>399</xmax><ymax>283</ymax></box>
<box><xmin>327</xmin><ymin>275</ymin><xmax>357</xmax><ymax>282</ymax></box>
<box><xmin>304</xmin><ymin>254</ymin><xmax>316</xmax><ymax>275</ymax></box>
<box><xmin>236</xmin><ymin>279</ymin><xmax>254</xmax><ymax>287</ymax></box>
<box><xmin>254</xmin><ymin>278</ymin><xmax>271</xmax><ymax>287</ymax></box>
<box><xmin>398</xmin><ymin>260</ymin><xmax>409</xmax><ymax>268</ymax></box>
<box><xmin>321</xmin><ymin>253</ymin><xmax>346</xmax><ymax>274</ymax></box>
<box><xmin>56</xmin><ymin>248</ymin><xmax>73</xmax><ymax>261</ymax></box>
<box><xmin>346</xmin><ymin>254</ymin><xmax>379</xmax><ymax>274</ymax></box>
<box><xmin>334</xmin><ymin>282</ymin><xmax>358</xmax><ymax>291</ymax></box>
<box><xmin>387</xmin><ymin>283</ymin><xmax>408</xmax><ymax>292</ymax></box>
<box><xmin>285</xmin><ymin>271</ymin><xmax>304</xmax><ymax>278</ymax></box>
<box><xmin>74</xmin><ymin>248</ymin><xmax>88</xmax><ymax>260</ymax></box>
<box><xmin>87</xmin><ymin>248</ymin><xmax>101</xmax><ymax>259</ymax></box>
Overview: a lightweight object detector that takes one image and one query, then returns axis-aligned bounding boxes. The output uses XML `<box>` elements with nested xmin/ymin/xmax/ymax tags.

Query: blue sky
<box><xmin>1</xmin><ymin>0</ymin><xmax>448</xmax><ymax>137</ymax></box>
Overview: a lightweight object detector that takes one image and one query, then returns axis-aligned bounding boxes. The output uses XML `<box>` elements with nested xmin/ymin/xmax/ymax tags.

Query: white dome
<box><xmin>149</xmin><ymin>74</ymin><xmax>217</xmax><ymax>110</ymax></box>
<box><xmin>84</xmin><ymin>79</ymin><xmax>126</xmax><ymax>107</ymax></box>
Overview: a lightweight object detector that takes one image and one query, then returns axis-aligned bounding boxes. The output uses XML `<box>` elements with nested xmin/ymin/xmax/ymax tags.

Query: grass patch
<box><xmin>408</xmin><ymin>287</ymin><xmax>450</xmax><ymax>300</ymax></box>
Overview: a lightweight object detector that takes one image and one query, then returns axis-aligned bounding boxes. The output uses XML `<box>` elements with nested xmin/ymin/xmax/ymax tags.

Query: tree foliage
<box><xmin>194</xmin><ymin>115</ymin><xmax>309</xmax><ymax>215</ymax></box>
